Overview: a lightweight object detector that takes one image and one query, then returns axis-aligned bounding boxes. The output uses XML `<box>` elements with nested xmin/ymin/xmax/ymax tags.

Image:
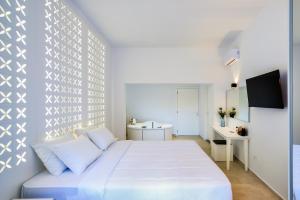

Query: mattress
<box><xmin>22</xmin><ymin>170</ymin><xmax>80</xmax><ymax>199</ymax></box>
<box><xmin>22</xmin><ymin>140</ymin><xmax>232</xmax><ymax>200</ymax></box>
<box><xmin>22</xmin><ymin>141</ymin><xmax>130</xmax><ymax>200</ymax></box>
<box><xmin>294</xmin><ymin>145</ymin><xmax>300</xmax><ymax>200</ymax></box>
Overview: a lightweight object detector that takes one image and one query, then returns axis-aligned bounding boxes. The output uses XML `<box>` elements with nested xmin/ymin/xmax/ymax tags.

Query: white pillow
<box><xmin>50</xmin><ymin>135</ymin><xmax>102</xmax><ymax>175</ymax></box>
<box><xmin>32</xmin><ymin>135</ymin><xmax>73</xmax><ymax>176</ymax></box>
<box><xmin>87</xmin><ymin>127</ymin><xmax>116</xmax><ymax>150</ymax></box>
<box><xmin>74</xmin><ymin>127</ymin><xmax>96</xmax><ymax>138</ymax></box>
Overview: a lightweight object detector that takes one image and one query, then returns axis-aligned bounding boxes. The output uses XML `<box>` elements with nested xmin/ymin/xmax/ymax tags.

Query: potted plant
<box><xmin>218</xmin><ymin>107</ymin><xmax>226</xmax><ymax>127</ymax></box>
<box><xmin>229</xmin><ymin>107</ymin><xmax>236</xmax><ymax>118</ymax></box>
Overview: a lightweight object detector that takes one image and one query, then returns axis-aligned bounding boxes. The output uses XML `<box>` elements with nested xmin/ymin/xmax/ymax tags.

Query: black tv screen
<box><xmin>246</xmin><ymin>70</ymin><xmax>284</xmax><ymax>109</ymax></box>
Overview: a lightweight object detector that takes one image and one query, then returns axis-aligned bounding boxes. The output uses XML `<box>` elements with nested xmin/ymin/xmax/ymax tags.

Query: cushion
<box><xmin>87</xmin><ymin>127</ymin><xmax>116</xmax><ymax>150</ymax></box>
<box><xmin>32</xmin><ymin>134</ymin><xmax>74</xmax><ymax>176</ymax></box>
<box><xmin>74</xmin><ymin>127</ymin><xmax>96</xmax><ymax>137</ymax></box>
<box><xmin>50</xmin><ymin>135</ymin><xmax>102</xmax><ymax>175</ymax></box>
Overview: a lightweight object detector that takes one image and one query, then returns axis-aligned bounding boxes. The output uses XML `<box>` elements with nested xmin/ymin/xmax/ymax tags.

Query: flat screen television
<box><xmin>246</xmin><ymin>70</ymin><xmax>284</xmax><ymax>109</ymax></box>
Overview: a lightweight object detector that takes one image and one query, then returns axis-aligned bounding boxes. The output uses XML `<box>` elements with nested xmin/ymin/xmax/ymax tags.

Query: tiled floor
<box><xmin>173</xmin><ymin>135</ymin><xmax>282</xmax><ymax>200</ymax></box>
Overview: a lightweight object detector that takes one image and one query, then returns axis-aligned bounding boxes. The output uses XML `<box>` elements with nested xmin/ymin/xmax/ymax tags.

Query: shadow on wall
<box><xmin>218</xmin><ymin>31</ymin><xmax>243</xmax><ymax>58</ymax></box>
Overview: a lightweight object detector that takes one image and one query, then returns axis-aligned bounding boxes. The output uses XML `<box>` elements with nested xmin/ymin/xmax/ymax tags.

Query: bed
<box><xmin>294</xmin><ymin>145</ymin><xmax>300</xmax><ymax>200</ymax></box>
<box><xmin>22</xmin><ymin>140</ymin><xmax>232</xmax><ymax>200</ymax></box>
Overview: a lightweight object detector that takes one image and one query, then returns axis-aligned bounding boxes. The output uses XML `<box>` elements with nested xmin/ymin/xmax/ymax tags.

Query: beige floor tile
<box><xmin>173</xmin><ymin>135</ymin><xmax>282</xmax><ymax>200</ymax></box>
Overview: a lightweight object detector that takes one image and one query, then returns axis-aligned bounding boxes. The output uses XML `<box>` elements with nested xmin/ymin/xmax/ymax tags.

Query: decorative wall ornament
<box><xmin>0</xmin><ymin>0</ymin><xmax>27</xmax><ymax>173</ymax></box>
<box><xmin>0</xmin><ymin>0</ymin><xmax>107</xmax><ymax>175</ymax></box>
<box><xmin>44</xmin><ymin>0</ymin><xmax>106</xmax><ymax>139</ymax></box>
<box><xmin>87</xmin><ymin>30</ymin><xmax>105</xmax><ymax>127</ymax></box>
<box><xmin>44</xmin><ymin>0</ymin><xmax>83</xmax><ymax>139</ymax></box>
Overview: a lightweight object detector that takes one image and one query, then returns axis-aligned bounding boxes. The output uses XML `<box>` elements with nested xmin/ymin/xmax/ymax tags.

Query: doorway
<box><xmin>177</xmin><ymin>88</ymin><xmax>200</xmax><ymax>135</ymax></box>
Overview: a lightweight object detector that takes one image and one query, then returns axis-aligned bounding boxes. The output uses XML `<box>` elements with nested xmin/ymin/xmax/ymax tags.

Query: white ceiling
<box><xmin>72</xmin><ymin>0</ymin><xmax>269</xmax><ymax>47</ymax></box>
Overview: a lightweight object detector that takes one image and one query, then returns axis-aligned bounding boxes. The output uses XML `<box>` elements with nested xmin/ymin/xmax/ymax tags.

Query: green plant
<box><xmin>229</xmin><ymin>107</ymin><xmax>236</xmax><ymax>118</ymax></box>
<box><xmin>218</xmin><ymin>107</ymin><xmax>226</xmax><ymax>119</ymax></box>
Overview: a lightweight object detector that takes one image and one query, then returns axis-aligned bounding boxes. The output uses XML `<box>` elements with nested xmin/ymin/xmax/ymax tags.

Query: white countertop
<box><xmin>213</xmin><ymin>125</ymin><xmax>249</xmax><ymax>140</ymax></box>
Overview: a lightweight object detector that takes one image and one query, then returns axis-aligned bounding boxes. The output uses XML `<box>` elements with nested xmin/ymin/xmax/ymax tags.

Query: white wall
<box><xmin>0</xmin><ymin>1</ymin><xmax>112</xmax><ymax>199</ymax></box>
<box><xmin>126</xmin><ymin>84</ymin><xmax>209</xmax><ymax>139</ymax></box>
<box><xmin>293</xmin><ymin>45</ymin><xmax>300</xmax><ymax>144</ymax></box>
<box><xmin>111</xmin><ymin>47</ymin><xmax>231</xmax><ymax>140</ymax></box>
<box><xmin>226</xmin><ymin>0</ymin><xmax>289</xmax><ymax>198</ymax></box>
<box><xmin>199</xmin><ymin>85</ymin><xmax>209</xmax><ymax>138</ymax></box>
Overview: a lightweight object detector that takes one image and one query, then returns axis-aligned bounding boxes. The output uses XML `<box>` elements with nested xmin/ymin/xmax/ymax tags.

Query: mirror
<box><xmin>226</xmin><ymin>87</ymin><xmax>249</xmax><ymax>122</ymax></box>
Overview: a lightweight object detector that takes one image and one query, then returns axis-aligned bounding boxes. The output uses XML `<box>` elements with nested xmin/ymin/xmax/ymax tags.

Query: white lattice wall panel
<box><xmin>44</xmin><ymin>0</ymin><xmax>83</xmax><ymax>139</ymax></box>
<box><xmin>87</xmin><ymin>30</ymin><xmax>105</xmax><ymax>127</ymax></box>
<box><xmin>0</xmin><ymin>0</ymin><xmax>27</xmax><ymax>173</ymax></box>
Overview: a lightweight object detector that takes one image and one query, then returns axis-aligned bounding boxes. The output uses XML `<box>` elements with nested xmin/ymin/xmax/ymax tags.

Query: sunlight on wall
<box><xmin>44</xmin><ymin>0</ymin><xmax>83</xmax><ymax>140</ymax></box>
<box><xmin>0</xmin><ymin>0</ymin><xmax>108</xmax><ymax>176</ymax></box>
<box><xmin>87</xmin><ymin>30</ymin><xmax>105</xmax><ymax>127</ymax></box>
<box><xmin>0</xmin><ymin>0</ymin><xmax>27</xmax><ymax>173</ymax></box>
<box><xmin>43</xmin><ymin>0</ymin><xmax>107</xmax><ymax>140</ymax></box>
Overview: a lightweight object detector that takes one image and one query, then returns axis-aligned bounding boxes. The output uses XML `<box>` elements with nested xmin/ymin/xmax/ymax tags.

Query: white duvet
<box><xmin>77</xmin><ymin>140</ymin><xmax>232</xmax><ymax>200</ymax></box>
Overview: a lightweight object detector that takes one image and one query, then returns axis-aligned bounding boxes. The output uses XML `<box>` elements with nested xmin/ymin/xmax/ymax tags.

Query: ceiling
<box><xmin>72</xmin><ymin>0</ymin><xmax>269</xmax><ymax>47</ymax></box>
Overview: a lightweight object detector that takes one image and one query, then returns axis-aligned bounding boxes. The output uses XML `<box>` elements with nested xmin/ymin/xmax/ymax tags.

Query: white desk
<box><xmin>212</xmin><ymin>125</ymin><xmax>249</xmax><ymax>171</ymax></box>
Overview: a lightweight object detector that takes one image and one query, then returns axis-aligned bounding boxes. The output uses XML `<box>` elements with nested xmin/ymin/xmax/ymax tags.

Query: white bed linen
<box><xmin>294</xmin><ymin>145</ymin><xmax>300</xmax><ymax>200</ymax></box>
<box><xmin>23</xmin><ymin>140</ymin><xmax>232</xmax><ymax>200</ymax></box>
<box><xmin>22</xmin><ymin>170</ymin><xmax>80</xmax><ymax>200</ymax></box>
<box><xmin>22</xmin><ymin>141</ymin><xmax>130</xmax><ymax>200</ymax></box>
<box><xmin>78</xmin><ymin>140</ymin><xmax>231</xmax><ymax>200</ymax></box>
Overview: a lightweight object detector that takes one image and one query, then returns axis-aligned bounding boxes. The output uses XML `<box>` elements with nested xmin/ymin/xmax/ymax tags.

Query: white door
<box><xmin>177</xmin><ymin>88</ymin><xmax>199</xmax><ymax>135</ymax></box>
